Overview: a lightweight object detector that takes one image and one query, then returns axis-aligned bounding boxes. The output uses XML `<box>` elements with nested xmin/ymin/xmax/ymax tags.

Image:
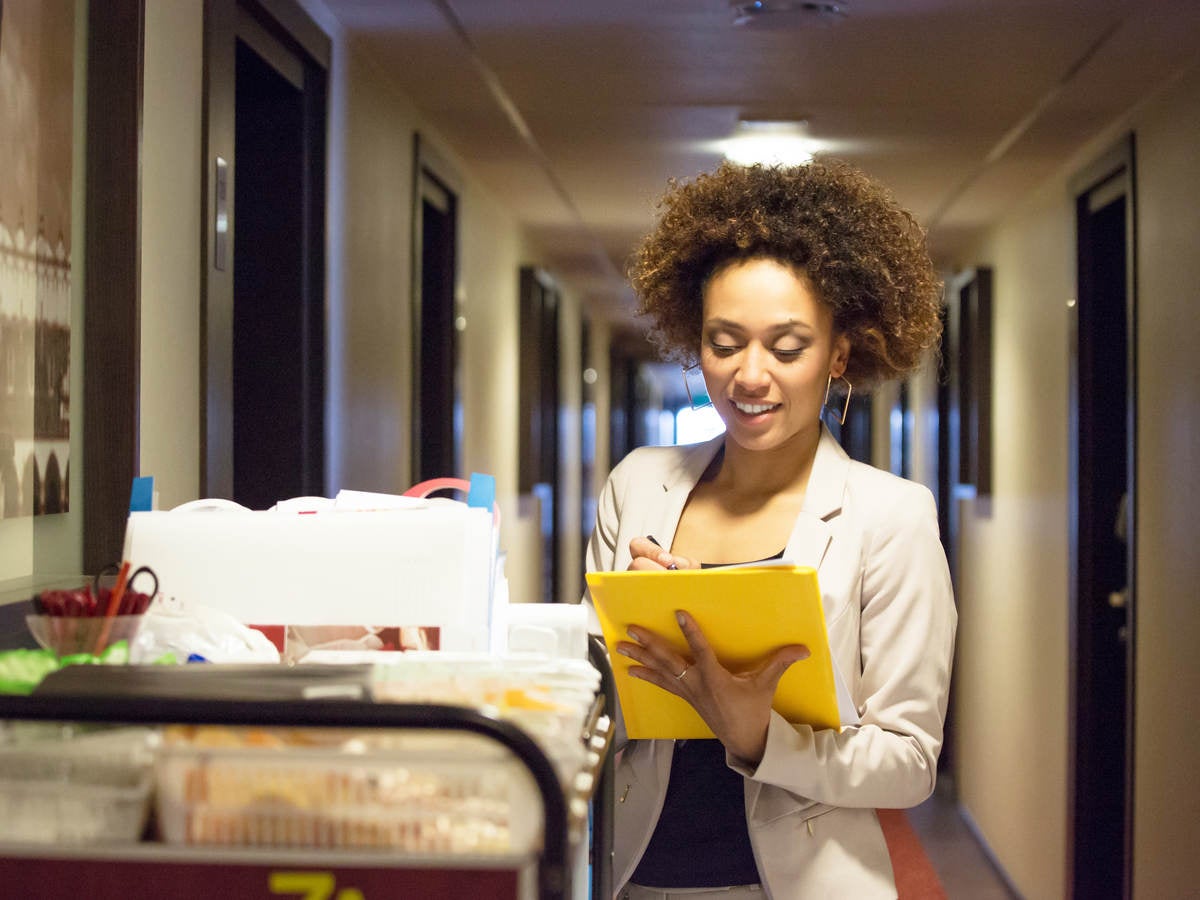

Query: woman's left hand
<box><xmin>617</xmin><ymin>611</ymin><xmax>809</xmax><ymax>765</ymax></box>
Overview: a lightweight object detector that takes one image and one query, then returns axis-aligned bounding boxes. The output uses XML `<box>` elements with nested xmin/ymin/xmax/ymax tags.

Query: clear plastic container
<box><xmin>154</xmin><ymin>726</ymin><xmax>543</xmax><ymax>855</ymax></box>
<box><xmin>369</xmin><ymin>654</ymin><xmax>600</xmax><ymax>784</ymax></box>
<box><xmin>0</xmin><ymin>727</ymin><xmax>158</xmax><ymax>844</ymax></box>
<box><xmin>26</xmin><ymin>614</ymin><xmax>145</xmax><ymax>657</ymax></box>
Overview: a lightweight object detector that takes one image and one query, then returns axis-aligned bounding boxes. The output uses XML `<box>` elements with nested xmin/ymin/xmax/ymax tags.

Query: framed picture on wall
<box><xmin>0</xmin><ymin>0</ymin><xmax>76</xmax><ymax>518</ymax></box>
<box><xmin>950</xmin><ymin>267</ymin><xmax>993</xmax><ymax>497</ymax></box>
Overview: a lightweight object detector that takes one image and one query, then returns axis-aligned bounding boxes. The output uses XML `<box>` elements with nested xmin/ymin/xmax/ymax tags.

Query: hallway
<box><xmin>910</xmin><ymin>777</ymin><xmax>1020</xmax><ymax>899</ymax></box>
<box><xmin>1</xmin><ymin>2</ymin><xmax>1195</xmax><ymax>895</ymax></box>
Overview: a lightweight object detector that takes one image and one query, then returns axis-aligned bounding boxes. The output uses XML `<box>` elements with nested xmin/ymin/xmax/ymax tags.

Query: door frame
<box><xmin>82</xmin><ymin>0</ymin><xmax>143</xmax><ymax>572</ymax></box>
<box><xmin>518</xmin><ymin>266</ymin><xmax>562</xmax><ymax>602</ymax></box>
<box><xmin>201</xmin><ymin>0</ymin><xmax>328</xmax><ymax>499</ymax></box>
<box><xmin>1066</xmin><ymin>134</ymin><xmax>1137</xmax><ymax>899</ymax></box>
<box><xmin>410</xmin><ymin>134</ymin><xmax>464</xmax><ymax>485</ymax></box>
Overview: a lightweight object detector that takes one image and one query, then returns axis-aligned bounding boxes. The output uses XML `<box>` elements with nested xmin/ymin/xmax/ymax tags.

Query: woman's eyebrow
<box><xmin>702</xmin><ymin>317</ymin><xmax>743</xmax><ymax>331</ymax></box>
<box><xmin>703</xmin><ymin>318</ymin><xmax>816</xmax><ymax>336</ymax></box>
<box><xmin>771</xmin><ymin>320</ymin><xmax>816</xmax><ymax>337</ymax></box>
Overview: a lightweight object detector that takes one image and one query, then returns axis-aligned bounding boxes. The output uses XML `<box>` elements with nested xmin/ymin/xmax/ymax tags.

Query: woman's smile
<box><xmin>730</xmin><ymin>399</ymin><xmax>781</xmax><ymax>417</ymax></box>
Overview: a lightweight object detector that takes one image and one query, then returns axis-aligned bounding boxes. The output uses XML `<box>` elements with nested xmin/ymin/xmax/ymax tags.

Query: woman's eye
<box><xmin>709</xmin><ymin>342</ymin><xmax>740</xmax><ymax>356</ymax></box>
<box><xmin>772</xmin><ymin>347</ymin><xmax>804</xmax><ymax>360</ymax></box>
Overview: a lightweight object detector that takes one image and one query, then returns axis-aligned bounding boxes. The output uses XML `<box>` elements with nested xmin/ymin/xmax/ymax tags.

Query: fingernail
<box><xmin>626</xmin><ymin>627</ymin><xmax>640</xmax><ymax>641</ymax></box>
<box><xmin>675</xmin><ymin>611</ymin><xmax>686</xmax><ymax>628</ymax></box>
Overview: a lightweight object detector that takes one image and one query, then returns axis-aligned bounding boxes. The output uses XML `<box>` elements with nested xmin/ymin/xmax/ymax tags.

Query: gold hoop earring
<box><xmin>683</xmin><ymin>363</ymin><xmax>712</xmax><ymax>410</ymax></box>
<box><xmin>824</xmin><ymin>373</ymin><xmax>853</xmax><ymax>426</ymax></box>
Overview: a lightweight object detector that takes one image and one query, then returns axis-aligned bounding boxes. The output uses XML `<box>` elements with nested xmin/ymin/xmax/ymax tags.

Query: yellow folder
<box><xmin>586</xmin><ymin>564</ymin><xmax>841</xmax><ymax>740</ymax></box>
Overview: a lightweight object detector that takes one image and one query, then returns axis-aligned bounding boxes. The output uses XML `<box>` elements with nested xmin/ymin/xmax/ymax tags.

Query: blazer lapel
<box><xmin>644</xmin><ymin>430</ymin><xmax>851</xmax><ymax>828</ymax></box>
<box><xmin>784</xmin><ymin>425</ymin><xmax>849</xmax><ymax>572</ymax></box>
<box><xmin>653</xmin><ymin>436</ymin><xmax>724</xmax><ymax>550</ymax></box>
<box><xmin>649</xmin><ymin>430</ymin><xmax>849</xmax><ymax>565</ymax></box>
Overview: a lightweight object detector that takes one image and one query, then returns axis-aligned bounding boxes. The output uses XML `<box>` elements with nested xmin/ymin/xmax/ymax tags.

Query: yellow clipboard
<box><xmin>586</xmin><ymin>564</ymin><xmax>840</xmax><ymax>739</ymax></box>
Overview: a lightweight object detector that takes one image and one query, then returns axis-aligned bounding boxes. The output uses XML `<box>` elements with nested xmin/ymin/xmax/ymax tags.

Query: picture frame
<box><xmin>0</xmin><ymin>0</ymin><xmax>78</xmax><ymax>519</ymax></box>
<box><xmin>949</xmin><ymin>267</ymin><xmax>993</xmax><ymax>497</ymax></box>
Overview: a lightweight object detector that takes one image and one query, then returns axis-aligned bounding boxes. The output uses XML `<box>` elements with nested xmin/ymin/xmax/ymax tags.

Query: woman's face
<box><xmin>700</xmin><ymin>257</ymin><xmax>849</xmax><ymax>454</ymax></box>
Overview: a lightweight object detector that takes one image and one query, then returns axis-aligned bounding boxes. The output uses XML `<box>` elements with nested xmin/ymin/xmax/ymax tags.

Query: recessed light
<box><xmin>731</xmin><ymin>1</ymin><xmax>849</xmax><ymax>28</ymax></box>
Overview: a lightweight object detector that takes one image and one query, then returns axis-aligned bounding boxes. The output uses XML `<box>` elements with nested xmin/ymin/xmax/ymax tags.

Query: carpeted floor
<box><xmin>879</xmin><ymin>808</ymin><xmax>949</xmax><ymax>899</ymax></box>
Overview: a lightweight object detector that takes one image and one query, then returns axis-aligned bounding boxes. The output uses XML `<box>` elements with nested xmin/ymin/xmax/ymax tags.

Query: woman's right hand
<box><xmin>628</xmin><ymin>536</ymin><xmax>696</xmax><ymax>571</ymax></box>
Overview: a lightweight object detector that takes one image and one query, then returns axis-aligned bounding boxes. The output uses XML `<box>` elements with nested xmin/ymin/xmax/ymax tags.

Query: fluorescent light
<box><xmin>719</xmin><ymin>120</ymin><xmax>817</xmax><ymax>166</ymax></box>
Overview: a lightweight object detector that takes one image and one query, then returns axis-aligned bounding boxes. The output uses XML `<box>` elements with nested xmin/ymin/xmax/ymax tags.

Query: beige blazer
<box><xmin>584</xmin><ymin>426</ymin><xmax>957</xmax><ymax>899</ymax></box>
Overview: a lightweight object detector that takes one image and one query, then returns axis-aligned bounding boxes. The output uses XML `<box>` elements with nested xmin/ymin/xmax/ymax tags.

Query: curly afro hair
<box><xmin>628</xmin><ymin>160</ymin><xmax>943</xmax><ymax>390</ymax></box>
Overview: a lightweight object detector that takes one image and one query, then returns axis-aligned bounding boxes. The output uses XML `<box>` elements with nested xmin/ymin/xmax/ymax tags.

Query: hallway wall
<box><xmin>321</xmin><ymin>34</ymin><xmax>420</xmax><ymax>497</ymax></box>
<box><xmin>954</xmin><ymin>55</ymin><xmax>1200</xmax><ymax>899</ymax></box>
<box><xmin>954</xmin><ymin>179</ymin><xmax>1073</xmax><ymax>900</ymax></box>
<box><xmin>139</xmin><ymin>0</ymin><xmax>202</xmax><ymax>511</ymax></box>
<box><xmin>1127</xmin><ymin>57</ymin><xmax>1200</xmax><ymax>899</ymax></box>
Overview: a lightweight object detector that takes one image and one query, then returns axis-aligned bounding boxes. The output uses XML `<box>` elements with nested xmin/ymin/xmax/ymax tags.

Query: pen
<box><xmin>646</xmin><ymin>535</ymin><xmax>679</xmax><ymax>570</ymax></box>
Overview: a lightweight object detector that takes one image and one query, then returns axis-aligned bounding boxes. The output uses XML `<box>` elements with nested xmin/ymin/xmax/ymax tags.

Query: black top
<box><xmin>631</xmin><ymin>550</ymin><xmax>785</xmax><ymax>889</ymax></box>
<box><xmin>631</xmin><ymin>737</ymin><xmax>760</xmax><ymax>887</ymax></box>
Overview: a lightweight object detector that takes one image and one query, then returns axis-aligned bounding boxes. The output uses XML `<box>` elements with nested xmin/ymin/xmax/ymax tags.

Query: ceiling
<box><xmin>319</xmin><ymin>0</ymin><xmax>1200</xmax><ymax>329</ymax></box>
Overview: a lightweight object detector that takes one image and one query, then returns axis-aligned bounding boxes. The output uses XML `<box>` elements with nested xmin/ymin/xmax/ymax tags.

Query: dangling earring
<box><xmin>682</xmin><ymin>363</ymin><xmax>712</xmax><ymax>410</ymax></box>
<box><xmin>824</xmin><ymin>372</ymin><xmax>853</xmax><ymax>425</ymax></box>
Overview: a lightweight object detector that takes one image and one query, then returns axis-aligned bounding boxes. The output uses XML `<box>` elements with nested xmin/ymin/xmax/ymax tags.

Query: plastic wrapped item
<box><xmin>155</xmin><ymin>725</ymin><xmax>543</xmax><ymax>855</ymax></box>
<box><xmin>0</xmin><ymin>649</ymin><xmax>66</xmax><ymax>695</ymax></box>
<box><xmin>369</xmin><ymin>653</ymin><xmax>601</xmax><ymax>784</ymax></box>
<box><xmin>0</xmin><ymin>727</ymin><xmax>159</xmax><ymax>844</ymax></box>
<box><xmin>130</xmin><ymin>599</ymin><xmax>281</xmax><ymax>664</ymax></box>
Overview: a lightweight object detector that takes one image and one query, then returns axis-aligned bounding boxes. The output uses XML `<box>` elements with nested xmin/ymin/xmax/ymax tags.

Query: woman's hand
<box><xmin>627</xmin><ymin>536</ymin><xmax>697</xmax><ymax>572</ymax></box>
<box><xmin>617</xmin><ymin>611</ymin><xmax>809</xmax><ymax>765</ymax></box>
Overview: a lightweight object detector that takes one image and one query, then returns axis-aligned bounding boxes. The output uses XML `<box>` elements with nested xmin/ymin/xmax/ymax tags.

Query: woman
<box><xmin>585</xmin><ymin>161</ymin><xmax>957</xmax><ymax>899</ymax></box>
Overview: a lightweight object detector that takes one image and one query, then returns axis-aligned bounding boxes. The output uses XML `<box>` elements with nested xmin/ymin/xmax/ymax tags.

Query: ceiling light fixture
<box><xmin>719</xmin><ymin>119</ymin><xmax>819</xmax><ymax>166</ymax></box>
<box><xmin>731</xmin><ymin>1</ymin><xmax>849</xmax><ymax>28</ymax></box>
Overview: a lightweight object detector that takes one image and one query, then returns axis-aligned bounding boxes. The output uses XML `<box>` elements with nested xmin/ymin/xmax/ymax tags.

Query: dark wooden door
<box><xmin>1069</xmin><ymin>137</ymin><xmax>1136</xmax><ymax>900</ymax></box>
<box><xmin>413</xmin><ymin>166</ymin><xmax>459</xmax><ymax>483</ymax></box>
<box><xmin>232</xmin><ymin>37</ymin><xmax>309</xmax><ymax>509</ymax></box>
